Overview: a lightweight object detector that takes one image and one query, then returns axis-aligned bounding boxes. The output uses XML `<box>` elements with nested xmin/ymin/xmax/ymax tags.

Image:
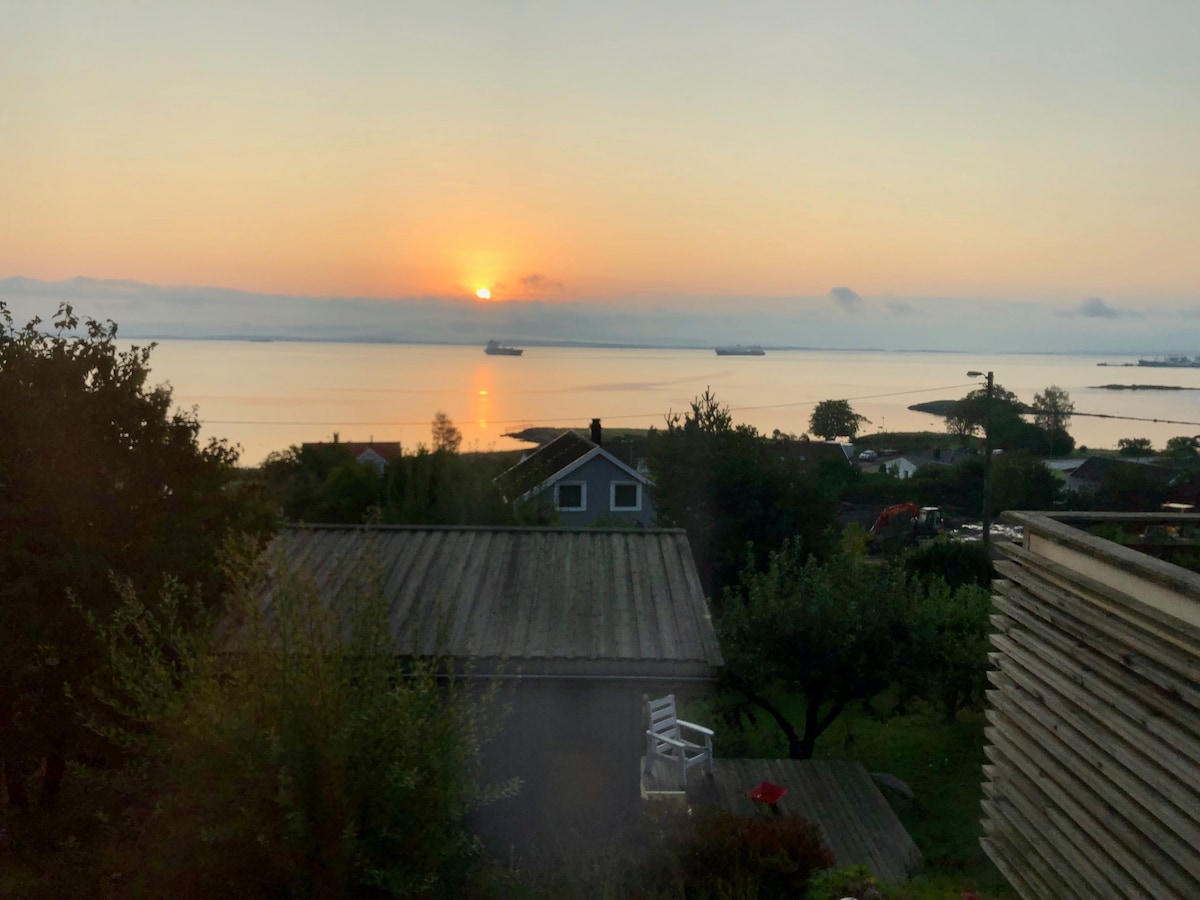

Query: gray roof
<box><xmin>1067</xmin><ymin>455</ymin><xmax>1177</xmax><ymax>485</ymax></box>
<box><xmin>495</xmin><ymin>430</ymin><xmax>650</xmax><ymax>503</ymax></box>
<box><xmin>265</xmin><ymin>525</ymin><xmax>723</xmax><ymax>678</ymax></box>
<box><xmin>895</xmin><ymin>448</ymin><xmax>974</xmax><ymax>468</ymax></box>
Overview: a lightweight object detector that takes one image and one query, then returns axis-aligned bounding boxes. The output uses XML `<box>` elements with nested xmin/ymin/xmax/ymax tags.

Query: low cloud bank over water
<box><xmin>1</xmin><ymin>275</ymin><xmax>1193</xmax><ymax>354</ymax></box>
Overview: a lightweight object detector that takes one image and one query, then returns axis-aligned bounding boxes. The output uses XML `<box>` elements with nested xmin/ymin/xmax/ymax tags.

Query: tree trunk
<box><xmin>1</xmin><ymin>699</ymin><xmax>31</xmax><ymax>811</ymax></box>
<box><xmin>3</xmin><ymin>756</ymin><xmax>31</xmax><ymax>811</ymax></box>
<box><xmin>797</xmin><ymin>689</ymin><xmax>823</xmax><ymax>760</ymax></box>
<box><xmin>42</xmin><ymin>749</ymin><xmax>67</xmax><ymax>803</ymax></box>
<box><xmin>731</xmin><ymin>678</ymin><xmax>806</xmax><ymax>759</ymax></box>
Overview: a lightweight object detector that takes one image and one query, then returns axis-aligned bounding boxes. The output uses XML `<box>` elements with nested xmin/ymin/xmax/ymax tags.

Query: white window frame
<box><xmin>610</xmin><ymin>481</ymin><xmax>642</xmax><ymax>512</ymax></box>
<box><xmin>554</xmin><ymin>481</ymin><xmax>587</xmax><ymax>512</ymax></box>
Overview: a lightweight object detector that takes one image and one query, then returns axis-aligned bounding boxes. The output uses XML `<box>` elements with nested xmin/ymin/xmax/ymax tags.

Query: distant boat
<box><xmin>1137</xmin><ymin>354</ymin><xmax>1200</xmax><ymax>368</ymax></box>
<box><xmin>715</xmin><ymin>345</ymin><xmax>765</xmax><ymax>356</ymax></box>
<box><xmin>485</xmin><ymin>339</ymin><xmax>523</xmax><ymax>357</ymax></box>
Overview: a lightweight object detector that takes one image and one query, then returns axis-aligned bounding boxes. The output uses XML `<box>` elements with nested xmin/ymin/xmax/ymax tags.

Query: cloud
<box><xmin>829</xmin><ymin>286</ymin><xmax>862</xmax><ymax>313</ymax></box>
<box><xmin>520</xmin><ymin>273</ymin><xmax>565</xmax><ymax>294</ymax></box>
<box><xmin>4</xmin><ymin>276</ymin><xmax>1186</xmax><ymax>353</ymax></box>
<box><xmin>1079</xmin><ymin>297</ymin><xmax>1120</xmax><ymax>319</ymax></box>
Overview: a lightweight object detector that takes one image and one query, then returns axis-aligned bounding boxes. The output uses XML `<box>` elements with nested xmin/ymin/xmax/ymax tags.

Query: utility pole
<box><xmin>983</xmin><ymin>371</ymin><xmax>994</xmax><ymax>549</ymax></box>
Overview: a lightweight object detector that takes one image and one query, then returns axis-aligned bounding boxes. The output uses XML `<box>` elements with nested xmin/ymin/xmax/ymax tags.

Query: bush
<box><xmin>516</xmin><ymin>805</ymin><xmax>833</xmax><ymax>899</ymax></box>
<box><xmin>670</xmin><ymin>808</ymin><xmax>834</xmax><ymax>899</ymax></box>
<box><xmin>903</xmin><ymin>540</ymin><xmax>993</xmax><ymax>591</ymax></box>
<box><xmin>807</xmin><ymin>865</ymin><xmax>882</xmax><ymax>899</ymax></box>
<box><xmin>81</xmin><ymin>536</ymin><xmax>515</xmax><ymax>899</ymax></box>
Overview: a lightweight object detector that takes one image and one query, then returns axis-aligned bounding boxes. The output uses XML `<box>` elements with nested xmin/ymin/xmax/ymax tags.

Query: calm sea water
<box><xmin>137</xmin><ymin>341</ymin><xmax>1200</xmax><ymax>466</ymax></box>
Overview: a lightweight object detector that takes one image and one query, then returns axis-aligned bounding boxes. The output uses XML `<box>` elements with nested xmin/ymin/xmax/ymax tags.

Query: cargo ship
<box><xmin>1137</xmin><ymin>354</ymin><xmax>1200</xmax><ymax>368</ymax></box>
<box><xmin>485</xmin><ymin>339</ymin><xmax>523</xmax><ymax>357</ymax></box>
<box><xmin>715</xmin><ymin>345</ymin><xmax>765</xmax><ymax>356</ymax></box>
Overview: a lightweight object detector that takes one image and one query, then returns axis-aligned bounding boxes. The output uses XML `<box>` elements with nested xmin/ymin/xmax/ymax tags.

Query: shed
<box><xmin>265</xmin><ymin>525</ymin><xmax>722</xmax><ymax>850</ymax></box>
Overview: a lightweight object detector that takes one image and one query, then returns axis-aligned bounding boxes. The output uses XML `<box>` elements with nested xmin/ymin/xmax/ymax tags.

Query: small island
<box><xmin>1093</xmin><ymin>384</ymin><xmax>1199</xmax><ymax>391</ymax></box>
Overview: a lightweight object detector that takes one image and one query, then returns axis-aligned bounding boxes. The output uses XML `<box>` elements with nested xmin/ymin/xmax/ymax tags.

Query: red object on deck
<box><xmin>747</xmin><ymin>781</ymin><xmax>788</xmax><ymax>805</ymax></box>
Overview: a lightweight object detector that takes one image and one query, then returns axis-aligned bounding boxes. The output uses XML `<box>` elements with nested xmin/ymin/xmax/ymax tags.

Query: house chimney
<box><xmin>590</xmin><ymin>418</ymin><xmax>602</xmax><ymax>445</ymax></box>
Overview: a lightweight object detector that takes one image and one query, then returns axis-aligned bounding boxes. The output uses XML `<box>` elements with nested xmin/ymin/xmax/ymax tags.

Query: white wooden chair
<box><xmin>645</xmin><ymin>693</ymin><xmax>714</xmax><ymax>788</ymax></box>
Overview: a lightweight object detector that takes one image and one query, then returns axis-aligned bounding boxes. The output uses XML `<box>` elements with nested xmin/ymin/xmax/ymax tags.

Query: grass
<box><xmin>692</xmin><ymin>689</ymin><xmax>1018</xmax><ymax>899</ymax></box>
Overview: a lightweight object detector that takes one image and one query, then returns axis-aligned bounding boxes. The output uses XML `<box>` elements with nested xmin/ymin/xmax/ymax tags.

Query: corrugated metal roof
<box><xmin>265</xmin><ymin>525</ymin><xmax>723</xmax><ymax>677</ymax></box>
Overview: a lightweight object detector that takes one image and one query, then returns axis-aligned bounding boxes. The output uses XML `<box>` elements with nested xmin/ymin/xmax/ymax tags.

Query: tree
<box><xmin>432</xmin><ymin>410</ymin><xmax>463</xmax><ymax>454</ymax></box>
<box><xmin>1093</xmin><ymin>463</ymin><xmax>1173</xmax><ymax>511</ymax></box>
<box><xmin>0</xmin><ymin>302</ymin><xmax>272</xmax><ymax>809</ymax></box>
<box><xmin>261</xmin><ymin>439</ymin><xmax>383</xmax><ymax>523</ymax></box>
<box><xmin>1163</xmin><ymin>435</ymin><xmax>1200</xmax><ymax>463</ymax></box>
<box><xmin>943</xmin><ymin>383</ymin><xmax>1021</xmax><ymax>445</ymax></box>
<box><xmin>990</xmin><ymin>449</ymin><xmax>1062</xmax><ymax>514</ymax></box>
<box><xmin>650</xmin><ymin>390</ymin><xmax>839</xmax><ymax>597</ymax></box>
<box><xmin>1032</xmin><ymin>385</ymin><xmax>1074</xmax><ymax>433</ymax></box>
<box><xmin>808</xmin><ymin>399</ymin><xmax>870</xmax><ymax>441</ymax></box>
<box><xmin>1117</xmin><ymin>437</ymin><xmax>1154</xmax><ymax>456</ymax></box>
<box><xmin>1032</xmin><ymin>385</ymin><xmax>1075</xmax><ymax>455</ymax></box>
<box><xmin>902</xmin><ymin>539</ymin><xmax>993</xmax><ymax>592</ymax></box>
<box><xmin>382</xmin><ymin>447</ymin><xmax>516</xmax><ymax>526</ymax></box>
<box><xmin>719</xmin><ymin>541</ymin><xmax>993</xmax><ymax>758</ymax></box>
<box><xmin>80</xmin><ymin>538</ymin><xmax>513</xmax><ymax>897</ymax></box>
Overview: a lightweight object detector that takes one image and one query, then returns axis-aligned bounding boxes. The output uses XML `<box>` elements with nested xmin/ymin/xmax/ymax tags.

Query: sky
<box><xmin>3</xmin><ymin>1</ymin><xmax>1199</xmax><ymax>351</ymax></box>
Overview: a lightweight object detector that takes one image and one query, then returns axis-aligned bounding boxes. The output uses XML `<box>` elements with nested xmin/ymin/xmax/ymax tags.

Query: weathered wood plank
<box><xmin>984</xmin><ymin>662</ymin><xmax>1200</xmax><ymax>868</ymax></box>
<box><xmin>995</xmin><ymin>591</ymin><xmax>1200</xmax><ymax>755</ymax></box>
<box><xmin>991</xmin><ymin>629</ymin><xmax>1200</xmax><ymax>810</ymax></box>
<box><xmin>984</xmin><ymin>718</ymin><xmax>1198</xmax><ymax>895</ymax></box>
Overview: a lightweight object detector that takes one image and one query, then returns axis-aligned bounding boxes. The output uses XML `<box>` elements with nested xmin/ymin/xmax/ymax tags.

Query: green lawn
<box><xmin>692</xmin><ymin>690</ymin><xmax>1019</xmax><ymax>899</ymax></box>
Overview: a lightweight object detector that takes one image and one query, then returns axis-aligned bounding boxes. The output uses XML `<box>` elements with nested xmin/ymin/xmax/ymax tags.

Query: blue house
<box><xmin>496</xmin><ymin>421</ymin><xmax>655</xmax><ymax>526</ymax></box>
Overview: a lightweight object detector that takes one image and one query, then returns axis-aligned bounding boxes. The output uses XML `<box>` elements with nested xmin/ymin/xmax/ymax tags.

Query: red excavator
<box><xmin>869</xmin><ymin>502</ymin><xmax>945</xmax><ymax>548</ymax></box>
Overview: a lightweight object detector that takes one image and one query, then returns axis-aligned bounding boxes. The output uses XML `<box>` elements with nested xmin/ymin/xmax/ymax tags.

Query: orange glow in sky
<box><xmin>2</xmin><ymin>4</ymin><xmax>1198</xmax><ymax>309</ymax></box>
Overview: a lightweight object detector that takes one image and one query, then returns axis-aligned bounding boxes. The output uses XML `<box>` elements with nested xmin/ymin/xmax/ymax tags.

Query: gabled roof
<box><xmin>300</xmin><ymin>440</ymin><xmax>403</xmax><ymax>462</ymax></box>
<box><xmin>895</xmin><ymin>448</ymin><xmax>974</xmax><ymax>469</ymax></box>
<box><xmin>263</xmin><ymin>525</ymin><xmax>723</xmax><ymax>678</ymax></box>
<box><xmin>771</xmin><ymin>440</ymin><xmax>853</xmax><ymax>468</ymax></box>
<box><xmin>494</xmin><ymin>431</ymin><xmax>650</xmax><ymax>503</ymax></box>
<box><xmin>1068</xmin><ymin>456</ymin><xmax>1177</xmax><ymax>486</ymax></box>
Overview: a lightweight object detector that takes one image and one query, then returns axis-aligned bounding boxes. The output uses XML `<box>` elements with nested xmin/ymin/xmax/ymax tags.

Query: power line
<box><xmin>1070</xmin><ymin>411</ymin><xmax>1200</xmax><ymax>428</ymax></box>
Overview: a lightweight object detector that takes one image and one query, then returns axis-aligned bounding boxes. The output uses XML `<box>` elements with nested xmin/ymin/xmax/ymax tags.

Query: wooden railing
<box><xmin>982</xmin><ymin>512</ymin><xmax>1200</xmax><ymax>899</ymax></box>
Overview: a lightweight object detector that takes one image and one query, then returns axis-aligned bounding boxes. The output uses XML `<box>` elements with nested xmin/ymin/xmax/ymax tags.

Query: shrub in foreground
<box><xmin>82</xmin><ymin>536</ymin><xmax>515</xmax><ymax>899</ymax></box>
<box><xmin>527</xmin><ymin>804</ymin><xmax>833</xmax><ymax>899</ymax></box>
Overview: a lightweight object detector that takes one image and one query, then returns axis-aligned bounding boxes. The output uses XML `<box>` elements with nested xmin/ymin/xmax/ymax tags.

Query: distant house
<box><xmin>300</xmin><ymin>439</ymin><xmax>403</xmax><ymax>473</ymax></box>
<box><xmin>1167</xmin><ymin>472</ymin><xmax>1200</xmax><ymax>508</ymax></box>
<box><xmin>1041</xmin><ymin>457</ymin><xmax>1086</xmax><ymax>477</ymax></box>
<box><xmin>887</xmin><ymin>448</ymin><xmax>973</xmax><ymax>479</ymax></box>
<box><xmin>1063</xmin><ymin>456</ymin><xmax>1177</xmax><ymax>495</ymax></box>
<box><xmin>771</xmin><ymin>438</ymin><xmax>854</xmax><ymax>473</ymax></box>
<box><xmin>264</xmin><ymin>524</ymin><xmax>723</xmax><ymax>850</ymax></box>
<box><xmin>495</xmin><ymin>421</ymin><xmax>654</xmax><ymax>526</ymax></box>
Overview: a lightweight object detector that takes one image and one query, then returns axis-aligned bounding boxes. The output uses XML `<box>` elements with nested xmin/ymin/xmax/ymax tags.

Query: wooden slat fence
<box><xmin>983</xmin><ymin>513</ymin><xmax>1200</xmax><ymax>899</ymax></box>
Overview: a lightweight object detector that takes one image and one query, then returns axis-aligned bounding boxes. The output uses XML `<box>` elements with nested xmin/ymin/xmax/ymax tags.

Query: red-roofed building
<box><xmin>300</xmin><ymin>439</ymin><xmax>403</xmax><ymax>473</ymax></box>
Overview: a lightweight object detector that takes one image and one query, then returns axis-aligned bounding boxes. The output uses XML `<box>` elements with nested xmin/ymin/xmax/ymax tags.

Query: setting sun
<box><xmin>476</xmin><ymin>288</ymin><xmax>491</xmax><ymax>300</ymax></box>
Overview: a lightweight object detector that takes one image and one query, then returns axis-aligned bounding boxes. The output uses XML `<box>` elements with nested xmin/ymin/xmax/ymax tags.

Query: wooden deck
<box><xmin>642</xmin><ymin>756</ymin><xmax>922</xmax><ymax>886</ymax></box>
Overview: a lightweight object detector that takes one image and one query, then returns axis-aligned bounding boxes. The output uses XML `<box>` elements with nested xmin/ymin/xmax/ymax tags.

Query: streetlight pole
<box><xmin>983</xmin><ymin>371</ymin><xmax>994</xmax><ymax>550</ymax></box>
